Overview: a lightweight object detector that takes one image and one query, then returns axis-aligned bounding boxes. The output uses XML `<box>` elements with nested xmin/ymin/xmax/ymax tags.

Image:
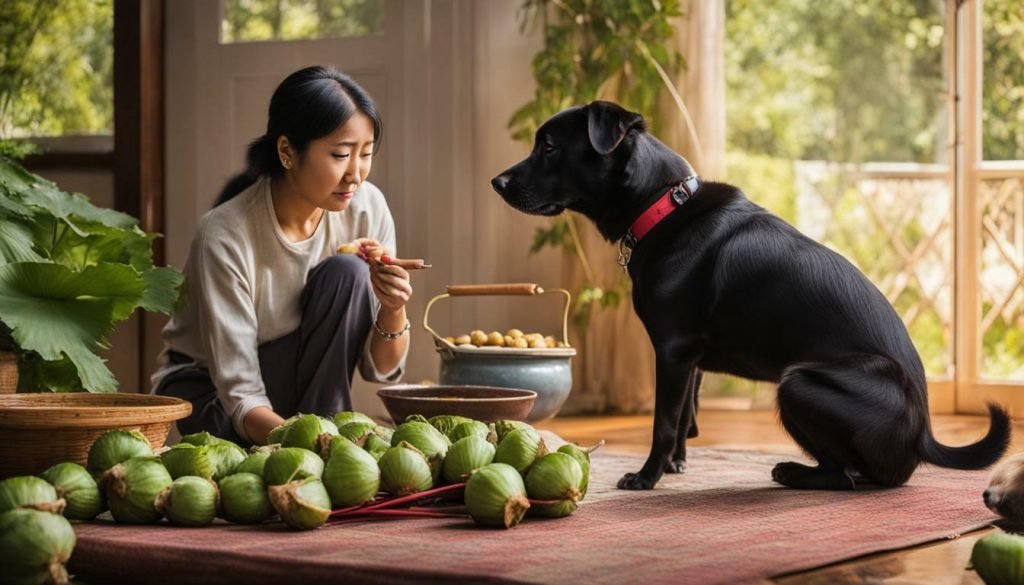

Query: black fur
<box><xmin>491</xmin><ymin>101</ymin><xmax>1011</xmax><ymax>491</ymax></box>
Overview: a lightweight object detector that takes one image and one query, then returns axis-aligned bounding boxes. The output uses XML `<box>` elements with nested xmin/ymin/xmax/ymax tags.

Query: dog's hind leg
<box><xmin>666</xmin><ymin>368</ymin><xmax>702</xmax><ymax>474</ymax></box>
<box><xmin>772</xmin><ymin>356</ymin><xmax>920</xmax><ymax>490</ymax></box>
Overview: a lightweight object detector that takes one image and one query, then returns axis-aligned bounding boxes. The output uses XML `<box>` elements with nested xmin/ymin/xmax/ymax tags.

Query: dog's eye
<box><xmin>542</xmin><ymin>142</ymin><xmax>557</xmax><ymax>155</ymax></box>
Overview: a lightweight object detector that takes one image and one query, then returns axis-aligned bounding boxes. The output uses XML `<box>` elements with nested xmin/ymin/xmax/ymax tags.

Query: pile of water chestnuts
<box><xmin>0</xmin><ymin>411</ymin><xmax>599</xmax><ymax>584</ymax></box>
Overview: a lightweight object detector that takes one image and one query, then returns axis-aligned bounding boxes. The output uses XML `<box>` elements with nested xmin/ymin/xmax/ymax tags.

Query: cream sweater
<box><xmin>152</xmin><ymin>177</ymin><xmax>407</xmax><ymax>440</ymax></box>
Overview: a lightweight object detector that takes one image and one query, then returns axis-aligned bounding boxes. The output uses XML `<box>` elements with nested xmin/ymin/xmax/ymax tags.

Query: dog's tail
<box><xmin>917</xmin><ymin>402</ymin><xmax>1011</xmax><ymax>470</ymax></box>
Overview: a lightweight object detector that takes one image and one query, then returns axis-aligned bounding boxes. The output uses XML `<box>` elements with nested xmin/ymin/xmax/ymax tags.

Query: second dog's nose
<box><xmin>491</xmin><ymin>175</ymin><xmax>509</xmax><ymax>194</ymax></box>
<box><xmin>983</xmin><ymin>488</ymin><xmax>995</xmax><ymax>507</ymax></box>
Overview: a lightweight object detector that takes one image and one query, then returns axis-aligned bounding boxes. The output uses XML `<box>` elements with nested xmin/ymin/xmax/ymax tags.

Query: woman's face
<box><xmin>291</xmin><ymin>112</ymin><xmax>375</xmax><ymax>212</ymax></box>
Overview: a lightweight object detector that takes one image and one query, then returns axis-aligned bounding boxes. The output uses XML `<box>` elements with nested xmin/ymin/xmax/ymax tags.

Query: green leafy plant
<box><xmin>509</xmin><ymin>0</ymin><xmax>690</xmax><ymax>331</ymax></box>
<box><xmin>0</xmin><ymin>155</ymin><xmax>183</xmax><ymax>392</ymax></box>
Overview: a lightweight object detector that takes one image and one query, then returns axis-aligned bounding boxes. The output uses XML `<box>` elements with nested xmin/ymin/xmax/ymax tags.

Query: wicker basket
<box><xmin>0</xmin><ymin>352</ymin><xmax>17</xmax><ymax>394</ymax></box>
<box><xmin>0</xmin><ymin>393</ymin><xmax>192</xmax><ymax>479</ymax></box>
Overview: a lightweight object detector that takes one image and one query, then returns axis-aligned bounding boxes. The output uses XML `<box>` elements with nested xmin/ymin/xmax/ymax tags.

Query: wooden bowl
<box><xmin>377</xmin><ymin>384</ymin><xmax>537</xmax><ymax>424</ymax></box>
<box><xmin>0</xmin><ymin>393</ymin><xmax>192</xmax><ymax>479</ymax></box>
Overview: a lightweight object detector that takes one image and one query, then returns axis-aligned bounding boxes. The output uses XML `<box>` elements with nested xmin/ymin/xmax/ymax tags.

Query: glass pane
<box><xmin>221</xmin><ymin>0</ymin><xmax>384</xmax><ymax>43</ymax></box>
<box><xmin>979</xmin><ymin>176</ymin><xmax>1024</xmax><ymax>380</ymax></box>
<box><xmin>979</xmin><ymin>0</ymin><xmax>1024</xmax><ymax>381</ymax></box>
<box><xmin>982</xmin><ymin>0</ymin><xmax>1024</xmax><ymax>161</ymax></box>
<box><xmin>0</xmin><ymin>0</ymin><xmax>114</xmax><ymax>138</ymax></box>
<box><xmin>721</xmin><ymin>0</ymin><xmax>952</xmax><ymax>397</ymax></box>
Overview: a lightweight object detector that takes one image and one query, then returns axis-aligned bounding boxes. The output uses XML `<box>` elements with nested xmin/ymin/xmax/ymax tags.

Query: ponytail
<box><xmin>213</xmin><ymin>134</ymin><xmax>280</xmax><ymax>207</ymax></box>
<box><xmin>213</xmin><ymin>65</ymin><xmax>383</xmax><ymax>209</ymax></box>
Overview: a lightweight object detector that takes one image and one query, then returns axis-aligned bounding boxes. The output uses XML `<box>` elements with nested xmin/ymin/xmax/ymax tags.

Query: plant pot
<box><xmin>0</xmin><ymin>352</ymin><xmax>16</xmax><ymax>394</ymax></box>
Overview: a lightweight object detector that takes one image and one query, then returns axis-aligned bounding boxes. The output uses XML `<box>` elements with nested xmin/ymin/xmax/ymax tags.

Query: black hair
<box><xmin>213</xmin><ymin>65</ymin><xmax>382</xmax><ymax>207</ymax></box>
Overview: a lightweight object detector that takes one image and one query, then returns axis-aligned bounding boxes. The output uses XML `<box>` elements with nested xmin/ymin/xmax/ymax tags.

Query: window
<box><xmin>979</xmin><ymin>0</ymin><xmax>1024</xmax><ymax>380</ymax></box>
<box><xmin>221</xmin><ymin>0</ymin><xmax>384</xmax><ymax>43</ymax></box>
<box><xmin>725</xmin><ymin>0</ymin><xmax>952</xmax><ymax>380</ymax></box>
<box><xmin>0</xmin><ymin>0</ymin><xmax>113</xmax><ymax>139</ymax></box>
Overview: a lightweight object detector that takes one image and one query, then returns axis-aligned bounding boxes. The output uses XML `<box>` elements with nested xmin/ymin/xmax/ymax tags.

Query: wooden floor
<box><xmin>536</xmin><ymin>409</ymin><xmax>1021</xmax><ymax>585</ymax></box>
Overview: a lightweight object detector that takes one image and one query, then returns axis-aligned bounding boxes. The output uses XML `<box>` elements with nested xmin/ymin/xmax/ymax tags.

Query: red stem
<box><xmin>359</xmin><ymin>482</ymin><xmax>466</xmax><ymax>512</ymax></box>
<box><xmin>328</xmin><ymin>482</ymin><xmax>466</xmax><ymax>518</ymax></box>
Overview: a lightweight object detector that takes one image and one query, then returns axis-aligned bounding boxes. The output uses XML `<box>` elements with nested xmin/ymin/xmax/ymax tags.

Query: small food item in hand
<box><xmin>336</xmin><ymin>242</ymin><xmax>361</xmax><ymax>254</ymax></box>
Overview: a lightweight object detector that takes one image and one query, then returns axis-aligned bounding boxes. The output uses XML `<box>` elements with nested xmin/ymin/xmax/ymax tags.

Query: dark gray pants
<box><xmin>156</xmin><ymin>254</ymin><xmax>374</xmax><ymax>446</ymax></box>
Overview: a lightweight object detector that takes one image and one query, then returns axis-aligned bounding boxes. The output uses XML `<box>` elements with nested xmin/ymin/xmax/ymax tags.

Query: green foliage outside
<box><xmin>724</xmin><ymin>0</ymin><xmax>1024</xmax><ymax>386</ymax></box>
<box><xmin>983</xmin><ymin>0</ymin><xmax>1024</xmax><ymax>161</ymax></box>
<box><xmin>0</xmin><ymin>0</ymin><xmax>113</xmax><ymax>138</ymax></box>
<box><xmin>222</xmin><ymin>0</ymin><xmax>384</xmax><ymax>43</ymax></box>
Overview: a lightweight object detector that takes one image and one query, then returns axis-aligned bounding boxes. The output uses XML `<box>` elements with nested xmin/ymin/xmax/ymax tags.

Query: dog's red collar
<box><xmin>617</xmin><ymin>175</ymin><xmax>701</xmax><ymax>267</ymax></box>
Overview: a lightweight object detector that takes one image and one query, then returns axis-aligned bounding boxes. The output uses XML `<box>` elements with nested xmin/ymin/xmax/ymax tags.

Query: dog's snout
<box><xmin>983</xmin><ymin>488</ymin><xmax>999</xmax><ymax>509</ymax></box>
<box><xmin>491</xmin><ymin>174</ymin><xmax>510</xmax><ymax>194</ymax></box>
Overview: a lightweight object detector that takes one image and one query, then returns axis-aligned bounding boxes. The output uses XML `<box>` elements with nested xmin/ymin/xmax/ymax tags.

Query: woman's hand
<box><xmin>358</xmin><ymin>240</ymin><xmax>413</xmax><ymax>314</ymax></box>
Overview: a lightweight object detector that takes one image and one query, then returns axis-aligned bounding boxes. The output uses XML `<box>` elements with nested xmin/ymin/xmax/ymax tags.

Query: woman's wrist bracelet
<box><xmin>374</xmin><ymin>317</ymin><xmax>410</xmax><ymax>340</ymax></box>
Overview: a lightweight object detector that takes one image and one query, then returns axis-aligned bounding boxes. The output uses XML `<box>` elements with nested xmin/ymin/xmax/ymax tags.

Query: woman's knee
<box><xmin>309</xmin><ymin>254</ymin><xmax>370</xmax><ymax>289</ymax></box>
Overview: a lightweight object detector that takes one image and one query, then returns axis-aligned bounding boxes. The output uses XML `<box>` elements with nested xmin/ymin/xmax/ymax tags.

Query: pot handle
<box><xmin>423</xmin><ymin>284</ymin><xmax>572</xmax><ymax>349</ymax></box>
<box><xmin>447</xmin><ymin>283</ymin><xmax>542</xmax><ymax>296</ymax></box>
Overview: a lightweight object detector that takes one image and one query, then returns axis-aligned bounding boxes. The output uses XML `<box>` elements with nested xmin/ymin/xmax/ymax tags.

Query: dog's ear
<box><xmin>587</xmin><ymin>101</ymin><xmax>647</xmax><ymax>155</ymax></box>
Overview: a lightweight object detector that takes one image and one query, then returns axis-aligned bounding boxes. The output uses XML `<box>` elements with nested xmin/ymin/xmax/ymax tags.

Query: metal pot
<box><xmin>423</xmin><ymin>283</ymin><xmax>576</xmax><ymax>422</ymax></box>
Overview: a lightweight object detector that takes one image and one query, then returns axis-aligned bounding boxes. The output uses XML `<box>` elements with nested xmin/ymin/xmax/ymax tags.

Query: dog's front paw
<box><xmin>664</xmin><ymin>459</ymin><xmax>688</xmax><ymax>474</ymax></box>
<box><xmin>771</xmin><ymin>461</ymin><xmax>806</xmax><ymax>484</ymax></box>
<box><xmin>617</xmin><ymin>472</ymin><xmax>657</xmax><ymax>490</ymax></box>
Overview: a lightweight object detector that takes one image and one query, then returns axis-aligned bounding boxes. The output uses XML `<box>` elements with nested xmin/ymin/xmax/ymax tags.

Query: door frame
<box><xmin>955</xmin><ymin>0</ymin><xmax>1024</xmax><ymax>413</ymax></box>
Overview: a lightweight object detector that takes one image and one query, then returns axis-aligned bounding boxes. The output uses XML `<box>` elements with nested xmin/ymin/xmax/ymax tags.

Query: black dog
<box><xmin>492</xmin><ymin>101</ymin><xmax>1011</xmax><ymax>491</ymax></box>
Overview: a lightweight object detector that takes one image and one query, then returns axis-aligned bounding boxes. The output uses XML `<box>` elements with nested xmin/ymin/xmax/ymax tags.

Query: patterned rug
<box><xmin>69</xmin><ymin>447</ymin><xmax>996</xmax><ymax>584</ymax></box>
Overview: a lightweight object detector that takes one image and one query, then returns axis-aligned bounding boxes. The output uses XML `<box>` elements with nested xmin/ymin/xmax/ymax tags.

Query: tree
<box><xmin>0</xmin><ymin>0</ymin><xmax>113</xmax><ymax>138</ymax></box>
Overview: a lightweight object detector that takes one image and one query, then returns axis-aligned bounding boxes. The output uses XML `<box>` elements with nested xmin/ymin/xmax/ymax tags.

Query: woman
<box><xmin>152</xmin><ymin>65</ymin><xmax>423</xmax><ymax>446</ymax></box>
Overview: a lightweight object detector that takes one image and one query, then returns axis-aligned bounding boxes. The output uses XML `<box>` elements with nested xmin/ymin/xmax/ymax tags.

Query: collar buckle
<box><xmin>671</xmin><ymin>175</ymin><xmax>701</xmax><ymax>206</ymax></box>
<box><xmin>617</xmin><ymin>233</ymin><xmax>636</xmax><ymax>268</ymax></box>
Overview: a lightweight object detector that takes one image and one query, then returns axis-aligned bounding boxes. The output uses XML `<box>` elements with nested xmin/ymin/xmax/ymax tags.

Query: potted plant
<box><xmin>508</xmin><ymin>0</ymin><xmax>694</xmax><ymax>412</ymax></box>
<box><xmin>0</xmin><ymin>150</ymin><xmax>183</xmax><ymax>393</ymax></box>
